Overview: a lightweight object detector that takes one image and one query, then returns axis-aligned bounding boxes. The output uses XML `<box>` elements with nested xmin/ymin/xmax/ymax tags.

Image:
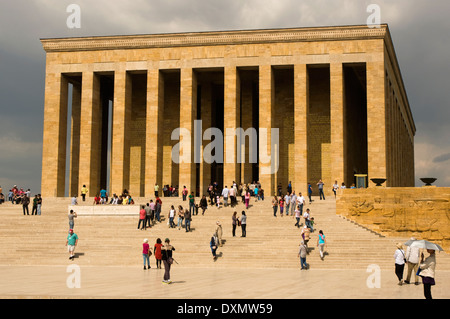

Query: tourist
<box><xmin>22</xmin><ymin>194</ymin><xmax>30</xmax><ymax>215</ymax></box>
<box><xmin>182</xmin><ymin>186</ymin><xmax>188</xmax><ymax>201</ymax></box>
<box><xmin>272</xmin><ymin>196</ymin><xmax>278</xmax><ymax>217</ymax></box>
<box><xmin>289</xmin><ymin>192</ymin><xmax>297</xmax><ymax>216</ymax></box>
<box><xmin>301</xmin><ymin>225</ymin><xmax>311</xmax><ymax>253</ymax></box>
<box><xmin>37</xmin><ymin>194</ymin><xmax>42</xmax><ymax>215</ymax></box>
<box><xmin>155</xmin><ymin>197</ymin><xmax>162</xmax><ymax>222</ymax></box>
<box><xmin>149</xmin><ymin>200</ymin><xmax>156</xmax><ymax>224</ymax></box>
<box><xmin>419</xmin><ymin>249</ymin><xmax>436</xmax><ymax>299</ymax></box>
<box><xmin>145</xmin><ymin>203</ymin><xmax>152</xmax><ymax>228</ymax></box>
<box><xmin>32</xmin><ymin>195</ymin><xmax>39</xmax><ymax>215</ymax></box>
<box><xmin>169</xmin><ymin>205</ymin><xmax>176</xmax><ymax>228</ymax></box>
<box><xmin>68</xmin><ymin>209</ymin><xmax>77</xmax><ymax>230</ymax></box>
<box><xmin>284</xmin><ymin>193</ymin><xmax>291</xmax><ymax>216</ymax></box>
<box><xmin>279</xmin><ymin>196</ymin><xmax>285</xmax><ymax>216</ymax></box>
<box><xmin>80</xmin><ymin>185</ymin><xmax>88</xmax><ymax>201</ymax></box>
<box><xmin>254</xmin><ymin>185</ymin><xmax>259</xmax><ymax>200</ymax></box>
<box><xmin>294</xmin><ymin>206</ymin><xmax>301</xmax><ymax>228</ymax></box>
<box><xmin>287</xmin><ymin>181</ymin><xmax>292</xmax><ymax>195</ymax></box>
<box><xmin>229</xmin><ymin>185</ymin><xmax>236</xmax><ymax>207</ymax></box>
<box><xmin>176</xmin><ymin>205</ymin><xmax>184</xmax><ymax>230</ymax></box>
<box><xmin>143</xmin><ymin>239</ymin><xmax>151</xmax><ymax>270</ymax></box>
<box><xmin>222</xmin><ymin>186</ymin><xmax>229</xmax><ymax>207</ymax></box>
<box><xmin>240</xmin><ymin>211</ymin><xmax>247</xmax><ymax>237</ymax></box>
<box><xmin>200</xmin><ymin>195</ymin><xmax>208</xmax><ymax>215</ymax></box>
<box><xmin>404</xmin><ymin>237</ymin><xmax>421</xmax><ymax>285</ymax></box>
<box><xmin>244</xmin><ymin>190</ymin><xmax>250</xmax><ymax>209</ymax></box>
<box><xmin>317</xmin><ymin>230</ymin><xmax>327</xmax><ymax>260</ymax></box>
<box><xmin>137</xmin><ymin>205</ymin><xmax>146</xmax><ymax>230</ymax></box>
<box><xmin>298</xmin><ymin>241</ymin><xmax>308</xmax><ymax>270</ymax></box>
<box><xmin>154</xmin><ymin>183</ymin><xmax>159</xmax><ymax>197</ymax></box>
<box><xmin>154</xmin><ymin>238</ymin><xmax>163</xmax><ymax>269</ymax></box>
<box><xmin>394</xmin><ymin>243</ymin><xmax>406</xmax><ymax>285</ymax></box>
<box><xmin>100</xmin><ymin>188</ymin><xmax>107</xmax><ymax>204</ymax></box>
<box><xmin>214</xmin><ymin>221</ymin><xmax>223</xmax><ymax>247</ymax></box>
<box><xmin>232</xmin><ymin>211</ymin><xmax>239</xmax><ymax>237</ymax></box>
<box><xmin>93</xmin><ymin>194</ymin><xmax>100</xmax><ymax>205</ymax></box>
<box><xmin>184</xmin><ymin>208</ymin><xmax>191</xmax><ymax>232</ymax></box>
<box><xmin>161</xmin><ymin>238</ymin><xmax>175</xmax><ymax>284</ymax></box>
<box><xmin>303</xmin><ymin>208</ymin><xmax>313</xmax><ymax>231</ymax></box>
<box><xmin>307</xmin><ymin>183</ymin><xmax>313</xmax><ymax>204</ymax></box>
<box><xmin>332</xmin><ymin>180</ymin><xmax>339</xmax><ymax>198</ymax></box>
<box><xmin>317</xmin><ymin>179</ymin><xmax>325</xmax><ymax>200</ymax></box>
<box><xmin>71</xmin><ymin>195</ymin><xmax>78</xmax><ymax>206</ymax></box>
<box><xmin>189</xmin><ymin>191</ymin><xmax>195</xmax><ymax>214</ymax></box>
<box><xmin>66</xmin><ymin>229</ymin><xmax>78</xmax><ymax>260</ymax></box>
<box><xmin>210</xmin><ymin>233</ymin><xmax>219</xmax><ymax>261</ymax></box>
<box><xmin>297</xmin><ymin>192</ymin><xmax>305</xmax><ymax>215</ymax></box>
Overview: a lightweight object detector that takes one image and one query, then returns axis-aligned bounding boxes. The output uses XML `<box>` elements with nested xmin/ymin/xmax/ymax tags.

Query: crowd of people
<box><xmin>0</xmin><ymin>184</ymin><xmax>42</xmax><ymax>215</ymax></box>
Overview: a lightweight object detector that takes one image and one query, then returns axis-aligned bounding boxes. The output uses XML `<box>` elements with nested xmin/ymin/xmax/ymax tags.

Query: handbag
<box><xmin>416</xmin><ymin>267</ymin><xmax>421</xmax><ymax>276</ymax></box>
<box><xmin>148</xmin><ymin>250</ymin><xmax>152</xmax><ymax>257</ymax></box>
<box><xmin>167</xmin><ymin>257</ymin><xmax>173</xmax><ymax>264</ymax></box>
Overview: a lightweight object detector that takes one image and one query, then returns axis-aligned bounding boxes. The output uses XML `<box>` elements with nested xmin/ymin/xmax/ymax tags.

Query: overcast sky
<box><xmin>0</xmin><ymin>0</ymin><xmax>449</xmax><ymax>194</ymax></box>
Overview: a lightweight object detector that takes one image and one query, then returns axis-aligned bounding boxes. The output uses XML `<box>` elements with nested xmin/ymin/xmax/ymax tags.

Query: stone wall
<box><xmin>336</xmin><ymin>186</ymin><xmax>450</xmax><ymax>252</ymax></box>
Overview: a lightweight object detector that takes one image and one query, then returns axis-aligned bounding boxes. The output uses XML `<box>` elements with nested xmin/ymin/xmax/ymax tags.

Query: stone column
<box><xmin>259</xmin><ymin>65</ymin><xmax>275</xmax><ymax>196</ymax></box>
<box><xmin>78</xmin><ymin>72</ymin><xmax>101</xmax><ymax>197</ymax></box>
<box><xmin>69</xmin><ymin>80</ymin><xmax>81</xmax><ymax>197</ymax></box>
<box><xmin>224</xmin><ymin>66</ymin><xmax>241</xmax><ymax>186</ymax></box>
<box><xmin>330</xmin><ymin>63</ymin><xmax>345</xmax><ymax>187</ymax></box>
<box><xmin>293</xmin><ymin>64</ymin><xmax>308</xmax><ymax>196</ymax></box>
<box><xmin>145</xmin><ymin>69</ymin><xmax>164</xmax><ymax>197</ymax></box>
<box><xmin>179</xmin><ymin>68</ymin><xmax>197</xmax><ymax>195</ymax></box>
<box><xmin>41</xmin><ymin>72</ymin><xmax>68</xmax><ymax>197</ymax></box>
<box><xmin>111</xmin><ymin>70</ymin><xmax>132</xmax><ymax>195</ymax></box>
<box><xmin>200</xmin><ymin>81</ymin><xmax>212</xmax><ymax>196</ymax></box>
<box><xmin>367</xmin><ymin>60</ymin><xmax>387</xmax><ymax>186</ymax></box>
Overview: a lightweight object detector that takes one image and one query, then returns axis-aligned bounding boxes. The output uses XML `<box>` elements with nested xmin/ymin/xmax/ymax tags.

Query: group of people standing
<box><xmin>1</xmin><ymin>185</ymin><xmax>43</xmax><ymax>215</ymax></box>
<box><xmin>142</xmin><ymin>237</ymin><xmax>176</xmax><ymax>284</ymax></box>
<box><xmin>394</xmin><ymin>239</ymin><xmax>437</xmax><ymax>299</ymax></box>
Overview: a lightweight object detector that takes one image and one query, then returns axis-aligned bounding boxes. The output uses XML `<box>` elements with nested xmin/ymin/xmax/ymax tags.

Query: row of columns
<box><xmin>41</xmin><ymin>61</ymin><xmax>387</xmax><ymax>198</ymax></box>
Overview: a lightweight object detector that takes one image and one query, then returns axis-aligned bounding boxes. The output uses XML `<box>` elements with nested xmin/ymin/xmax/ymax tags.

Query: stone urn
<box><xmin>370</xmin><ymin>178</ymin><xmax>386</xmax><ymax>187</ymax></box>
<box><xmin>420</xmin><ymin>178</ymin><xmax>437</xmax><ymax>186</ymax></box>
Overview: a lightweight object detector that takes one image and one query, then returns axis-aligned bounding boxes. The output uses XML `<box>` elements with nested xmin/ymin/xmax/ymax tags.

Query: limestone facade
<box><xmin>336</xmin><ymin>187</ymin><xmax>450</xmax><ymax>252</ymax></box>
<box><xmin>40</xmin><ymin>24</ymin><xmax>415</xmax><ymax>198</ymax></box>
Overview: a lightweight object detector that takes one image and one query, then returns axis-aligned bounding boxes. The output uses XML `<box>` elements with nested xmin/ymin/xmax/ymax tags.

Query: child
<box><xmin>310</xmin><ymin>217</ymin><xmax>315</xmax><ymax>232</ymax></box>
<box><xmin>216</xmin><ymin>195</ymin><xmax>221</xmax><ymax>208</ymax></box>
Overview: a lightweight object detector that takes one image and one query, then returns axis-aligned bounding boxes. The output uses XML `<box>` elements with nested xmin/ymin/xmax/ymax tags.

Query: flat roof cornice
<box><xmin>40</xmin><ymin>24</ymin><xmax>388</xmax><ymax>52</ymax></box>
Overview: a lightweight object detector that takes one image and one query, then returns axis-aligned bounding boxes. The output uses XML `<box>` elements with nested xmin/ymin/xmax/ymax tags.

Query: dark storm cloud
<box><xmin>0</xmin><ymin>0</ymin><xmax>449</xmax><ymax>191</ymax></box>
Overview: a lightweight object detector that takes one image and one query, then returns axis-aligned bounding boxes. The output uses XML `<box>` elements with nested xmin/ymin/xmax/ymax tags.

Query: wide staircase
<box><xmin>1</xmin><ymin>196</ymin><xmax>450</xmax><ymax>270</ymax></box>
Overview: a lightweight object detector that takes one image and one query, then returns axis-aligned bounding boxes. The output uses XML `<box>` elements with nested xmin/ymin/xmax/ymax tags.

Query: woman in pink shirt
<box><xmin>142</xmin><ymin>238</ymin><xmax>150</xmax><ymax>270</ymax></box>
<box><xmin>245</xmin><ymin>191</ymin><xmax>250</xmax><ymax>209</ymax></box>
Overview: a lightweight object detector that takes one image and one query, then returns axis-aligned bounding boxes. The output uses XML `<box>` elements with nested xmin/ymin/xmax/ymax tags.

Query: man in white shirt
<box><xmin>284</xmin><ymin>193</ymin><xmax>291</xmax><ymax>215</ymax></box>
<box><xmin>71</xmin><ymin>196</ymin><xmax>78</xmax><ymax>205</ymax></box>
<box><xmin>405</xmin><ymin>237</ymin><xmax>421</xmax><ymax>285</ymax></box>
<box><xmin>297</xmin><ymin>192</ymin><xmax>305</xmax><ymax>215</ymax></box>
<box><xmin>221</xmin><ymin>186</ymin><xmax>229</xmax><ymax>207</ymax></box>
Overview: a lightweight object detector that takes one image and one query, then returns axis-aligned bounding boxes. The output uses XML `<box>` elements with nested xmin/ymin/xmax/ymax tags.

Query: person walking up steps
<box><xmin>298</xmin><ymin>241</ymin><xmax>308</xmax><ymax>270</ymax></box>
<box><xmin>317</xmin><ymin>230</ymin><xmax>327</xmax><ymax>260</ymax></box>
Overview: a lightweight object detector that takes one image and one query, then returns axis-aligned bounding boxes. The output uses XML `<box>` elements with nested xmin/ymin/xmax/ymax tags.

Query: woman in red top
<box><xmin>154</xmin><ymin>238</ymin><xmax>163</xmax><ymax>269</ymax></box>
<box><xmin>143</xmin><ymin>239</ymin><xmax>150</xmax><ymax>270</ymax></box>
